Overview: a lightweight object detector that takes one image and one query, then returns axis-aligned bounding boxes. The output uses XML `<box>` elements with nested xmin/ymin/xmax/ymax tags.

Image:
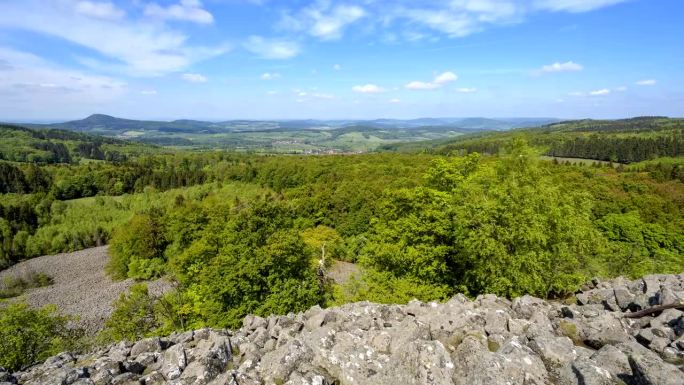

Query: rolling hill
<box><xmin>381</xmin><ymin>116</ymin><xmax>684</xmax><ymax>164</ymax></box>
<box><xmin>10</xmin><ymin>115</ymin><xmax>559</xmax><ymax>153</ymax></box>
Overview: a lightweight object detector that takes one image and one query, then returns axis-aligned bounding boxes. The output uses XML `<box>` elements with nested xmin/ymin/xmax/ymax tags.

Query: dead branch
<box><xmin>622</xmin><ymin>299</ymin><xmax>684</xmax><ymax>318</ymax></box>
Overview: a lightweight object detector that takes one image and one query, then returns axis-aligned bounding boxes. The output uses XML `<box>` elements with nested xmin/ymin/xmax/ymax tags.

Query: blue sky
<box><xmin>0</xmin><ymin>0</ymin><xmax>682</xmax><ymax>121</ymax></box>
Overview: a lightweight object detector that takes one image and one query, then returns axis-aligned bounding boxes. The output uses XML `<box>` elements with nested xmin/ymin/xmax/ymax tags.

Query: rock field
<box><xmin>2</xmin><ymin>273</ymin><xmax>684</xmax><ymax>385</ymax></box>
<box><xmin>0</xmin><ymin>246</ymin><xmax>171</xmax><ymax>334</ymax></box>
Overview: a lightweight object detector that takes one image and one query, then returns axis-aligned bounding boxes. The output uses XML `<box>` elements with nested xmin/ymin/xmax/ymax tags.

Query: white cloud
<box><xmin>403</xmin><ymin>31</ymin><xmax>429</xmax><ymax>42</ymax></box>
<box><xmin>260</xmin><ymin>72</ymin><xmax>281</xmax><ymax>80</ymax></box>
<box><xmin>540</xmin><ymin>61</ymin><xmax>583</xmax><ymax>73</ymax></box>
<box><xmin>141</xmin><ymin>89</ymin><xmax>158</xmax><ymax>95</ymax></box>
<box><xmin>0</xmin><ymin>1</ymin><xmax>228</xmax><ymax>76</ymax></box>
<box><xmin>144</xmin><ymin>0</ymin><xmax>214</xmax><ymax>24</ymax></box>
<box><xmin>280</xmin><ymin>2</ymin><xmax>366</xmax><ymax>40</ymax></box>
<box><xmin>532</xmin><ymin>0</ymin><xmax>628</xmax><ymax>13</ymax></box>
<box><xmin>590</xmin><ymin>88</ymin><xmax>610</xmax><ymax>96</ymax></box>
<box><xmin>0</xmin><ymin>47</ymin><xmax>127</xmax><ymax>117</ymax></box>
<box><xmin>277</xmin><ymin>1</ymin><xmax>630</xmax><ymax>44</ymax></box>
<box><xmin>333</xmin><ymin>64</ymin><xmax>342</xmax><ymax>70</ymax></box>
<box><xmin>293</xmin><ymin>89</ymin><xmax>335</xmax><ymax>100</ymax></box>
<box><xmin>182</xmin><ymin>73</ymin><xmax>207</xmax><ymax>83</ymax></box>
<box><xmin>352</xmin><ymin>84</ymin><xmax>384</xmax><ymax>93</ymax></box>
<box><xmin>636</xmin><ymin>79</ymin><xmax>656</xmax><ymax>86</ymax></box>
<box><xmin>457</xmin><ymin>87</ymin><xmax>477</xmax><ymax>93</ymax></box>
<box><xmin>405</xmin><ymin>71</ymin><xmax>458</xmax><ymax>90</ymax></box>
<box><xmin>389</xmin><ymin>98</ymin><xmax>401</xmax><ymax>103</ymax></box>
<box><xmin>434</xmin><ymin>71</ymin><xmax>458</xmax><ymax>84</ymax></box>
<box><xmin>615</xmin><ymin>86</ymin><xmax>627</xmax><ymax>91</ymax></box>
<box><xmin>398</xmin><ymin>2</ymin><xmax>521</xmax><ymax>38</ymax></box>
<box><xmin>405</xmin><ymin>80</ymin><xmax>441</xmax><ymax>90</ymax></box>
<box><xmin>568</xmin><ymin>91</ymin><xmax>584</xmax><ymax>96</ymax></box>
<box><xmin>74</xmin><ymin>1</ymin><xmax>125</xmax><ymax>20</ymax></box>
<box><xmin>245</xmin><ymin>36</ymin><xmax>300</xmax><ymax>59</ymax></box>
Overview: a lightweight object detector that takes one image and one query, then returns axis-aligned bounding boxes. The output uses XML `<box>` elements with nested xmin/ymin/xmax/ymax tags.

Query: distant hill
<box><xmin>380</xmin><ymin>116</ymin><xmax>684</xmax><ymax>164</ymax></box>
<box><xmin>0</xmin><ymin>123</ymin><xmax>157</xmax><ymax>164</ymax></box>
<box><xmin>20</xmin><ymin>114</ymin><xmax>560</xmax><ymax>135</ymax></box>
<box><xmin>5</xmin><ymin>114</ymin><xmax>560</xmax><ymax>153</ymax></box>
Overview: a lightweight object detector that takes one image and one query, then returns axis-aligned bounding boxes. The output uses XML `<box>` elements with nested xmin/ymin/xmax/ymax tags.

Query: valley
<box><xmin>19</xmin><ymin>114</ymin><xmax>559</xmax><ymax>153</ymax></box>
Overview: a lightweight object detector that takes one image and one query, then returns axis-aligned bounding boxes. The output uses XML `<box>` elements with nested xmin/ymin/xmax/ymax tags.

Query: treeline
<box><xmin>0</xmin><ymin>124</ymin><xmax>144</xmax><ymax>164</ymax></box>
<box><xmin>1</xmin><ymin>124</ymin><xmax>121</xmax><ymax>144</ymax></box>
<box><xmin>74</xmin><ymin>143</ymin><xmax>128</xmax><ymax>162</ymax></box>
<box><xmin>0</xmin><ymin>152</ymin><xmax>429</xmax><ymax>268</ymax></box>
<box><xmin>547</xmin><ymin>134</ymin><xmax>684</xmax><ymax>163</ymax></box>
<box><xmin>543</xmin><ymin>117</ymin><xmax>684</xmax><ymax>133</ymax></box>
<box><xmin>1</xmin><ymin>140</ymin><xmax>127</xmax><ymax>164</ymax></box>
<box><xmin>0</xmin><ymin>156</ymin><xmax>211</xmax><ymax>197</ymax></box>
<box><xmin>401</xmin><ymin>117</ymin><xmax>684</xmax><ymax>164</ymax></box>
<box><xmin>633</xmin><ymin>160</ymin><xmax>684</xmax><ymax>184</ymax></box>
<box><xmin>0</xmin><ymin>155</ymin><xmax>217</xmax><ymax>265</ymax></box>
<box><xmin>0</xmin><ymin>163</ymin><xmax>51</xmax><ymax>194</ymax></box>
<box><xmin>0</xmin><ymin>196</ymin><xmax>43</xmax><ymax>265</ymax></box>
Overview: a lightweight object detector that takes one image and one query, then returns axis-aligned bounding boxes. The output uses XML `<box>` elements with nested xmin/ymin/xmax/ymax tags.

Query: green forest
<box><xmin>1</xmin><ymin>118</ymin><xmax>683</xmax><ymax>367</ymax></box>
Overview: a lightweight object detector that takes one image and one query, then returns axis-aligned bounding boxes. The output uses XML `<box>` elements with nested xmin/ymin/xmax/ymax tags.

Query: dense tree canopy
<box><xmin>1</xmin><ymin>121</ymin><xmax>683</xmax><ymax>344</ymax></box>
<box><xmin>0</xmin><ymin>303</ymin><xmax>71</xmax><ymax>372</ymax></box>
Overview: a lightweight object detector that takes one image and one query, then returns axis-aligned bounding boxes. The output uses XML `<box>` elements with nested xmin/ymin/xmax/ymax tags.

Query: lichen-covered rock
<box><xmin>629</xmin><ymin>353</ymin><xmax>684</xmax><ymax>385</ymax></box>
<box><xmin>130</xmin><ymin>337</ymin><xmax>162</xmax><ymax>357</ymax></box>
<box><xmin>11</xmin><ymin>274</ymin><xmax>684</xmax><ymax>385</ymax></box>
<box><xmin>160</xmin><ymin>344</ymin><xmax>186</xmax><ymax>380</ymax></box>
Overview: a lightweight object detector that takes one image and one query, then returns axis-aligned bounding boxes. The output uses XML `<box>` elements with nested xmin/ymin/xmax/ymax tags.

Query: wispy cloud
<box><xmin>74</xmin><ymin>1</ymin><xmax>125</xmax><ymax>20</ymax></box>
<box><xmin>590</xmin><ymin>88</ymin><xmax>610</xmax><ymax>96</ymax></box>
<box><xmin>389</xmin><ymin>98</ymin><xmax>401</xmax><ymax>103</ymax></box>
<box><xmin>0</xmin><ymin>1</ymin><xmax>228</xmax><ymax>76</ymax></box>
<box><xmin>405</xmin><ymin>81</ymin><xmax>441</xmax><ymax>90</ymax></box>
<box><xmin>434</xmin><ymin>71</ymin><xmax>458</xmax><ymax>84</ymax></box>
<box><xmin>182</xmin><ymin>73</ymin><xmax>207</xmax><ymax>83</ymax></box>
<box><xmin>352</xmin><ymin>84</ymin><xmax>384</xmax><ymax>93</ymax></box>
<box><xmin>457</xmin><ymin>87</ymin><xmax>477</xmax><ymax>93</ymax></box>
<box><xmin>333</xmin><ymin>64</ymin><xmax>342</xmax><ymax>71</ymax></box>
<box><xmin>636</xmin><ymin>79</ymin><xmax>657</xmax><ymax>86</ymax></box>
<box><xmin>279</xmin><ymin>2</ymin><xmax>366</xmax><ymax>40</ymax></box>
<box><xmin>540</xmin><ymin>61</ymin><xmax>583</xmax><ymax>73</ymax></box>
<box><xmin>245</xmin><ymin>36</ymin><xmax>300</xmax><ymax>59</ymax></box>
<box><xmin>144</xmin><ymin>0</ymin><xmax>214</xmax><ymax>24</ymax></box>
<box><xmin>406</xmin><ymin>71</ymin><xmax>458</xmax><ymax>90</ymax></box>
<box><xmin>0</xmin><ymin>47</ymin><xmax>127</xmax><ymax>116</ymax></box>
<box><xmin>260</xmin><ymin>72</ymin><xmax>281</xmax><ymax>80</ymax></box>
<box><xmin>293</xmin><ymin>88</ymin><xmax>335</xmax><ymax>100</ymax></box>
<box><xmin>274</xmin><ymin>0</ymin><xmax>629</xmax><ymax>41</ymax></box>
<box><xmin>534</xmin><ymin>0</ymin><xmax>629</xmax><ymax>13</ymax></box>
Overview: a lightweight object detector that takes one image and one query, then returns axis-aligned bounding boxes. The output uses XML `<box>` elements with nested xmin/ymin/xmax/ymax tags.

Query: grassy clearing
<box><xmin>540</xmin><ymin>156</ymin><xmax>619</xmax><ymax>167</ymax></box>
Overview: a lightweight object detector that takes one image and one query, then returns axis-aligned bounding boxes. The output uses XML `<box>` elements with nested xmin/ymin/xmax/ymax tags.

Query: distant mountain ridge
<box><xmin>0</xmin><ymin>114</ymin><xmax>561</xmax><ymax>153</ymax></box>
<box><xmin>19</xmin><ymin>114</ymin><xmax>560</xmax><ymax>135</ymax></box>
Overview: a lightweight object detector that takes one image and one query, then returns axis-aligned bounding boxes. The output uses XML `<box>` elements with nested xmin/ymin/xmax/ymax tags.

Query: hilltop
<box><xmin>381</xmin><ymin>116</ymin><xmax>684</xmax><ymax>164</ymax></box>
<box><xmin>3</xmin><ymin>273</ymin><xmax>683</xmax><ymax>385</ymax></box>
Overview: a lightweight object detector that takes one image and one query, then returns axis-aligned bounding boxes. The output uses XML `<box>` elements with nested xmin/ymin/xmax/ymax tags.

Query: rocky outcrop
<box><xmin>3</xmin><ymin>274</ymin><xmax>683</xmax><ymax>385</ymax></box>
